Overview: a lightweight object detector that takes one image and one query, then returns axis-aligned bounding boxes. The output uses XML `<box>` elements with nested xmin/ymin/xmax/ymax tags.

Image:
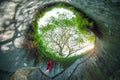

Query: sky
<box><xmin>38</xmin><ymin>8</ymin><xmax>75</xmax><ymax>27</ymax></box>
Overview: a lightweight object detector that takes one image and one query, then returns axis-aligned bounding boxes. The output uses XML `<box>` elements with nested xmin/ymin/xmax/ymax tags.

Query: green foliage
<box><xmin>25</xmin><ymin>3</ymin><xmax>95</xmax><ymax>68</ymax></box>
<box><xmin>29</xmin><ymin>19</ymin><xmax>83</xmax><ymax>68</ymax></box>
<box><xmin>75</xmin><ymin>13</ymin><xmax>88</xmax><ymax>33</ymax></box>
<box><xmin>89</xmin><ymin>22</ymin><xmax>94</xmax><ymax>28</ymax></box>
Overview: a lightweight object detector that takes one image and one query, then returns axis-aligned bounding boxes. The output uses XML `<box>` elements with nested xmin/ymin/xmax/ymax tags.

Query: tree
<box><xmin>39</xmin><ymin>13</ymin><xmax>94</xmax><ymax>57</ymax></box>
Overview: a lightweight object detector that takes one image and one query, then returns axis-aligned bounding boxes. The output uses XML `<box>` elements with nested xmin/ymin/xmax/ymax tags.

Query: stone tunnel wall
<box><xmin>0</xmin><ymin>0</ymin><xmax>120</xmax><ymax>80</ymax></box>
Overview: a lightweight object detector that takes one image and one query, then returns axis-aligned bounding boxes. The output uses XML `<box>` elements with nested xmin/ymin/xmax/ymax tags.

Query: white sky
<box><xmin>38</xmin><ymin>8</ymin><xmax>75</xmax><ymax>27</ymax></box>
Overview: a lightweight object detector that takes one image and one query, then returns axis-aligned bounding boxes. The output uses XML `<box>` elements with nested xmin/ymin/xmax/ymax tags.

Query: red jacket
<box><xmin>47</xmin><ymin>60</ymin><xmax>52</xmax><ymax>70</ymax></box>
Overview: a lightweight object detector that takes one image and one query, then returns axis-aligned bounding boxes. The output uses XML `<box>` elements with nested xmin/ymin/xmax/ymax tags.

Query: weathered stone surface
<box><xmin>10</xmin><ymin>67</ymin><xmax>51</xmax><ymax>80</ymax></box>
<box><xmin>0</xmin><ymin>0</ymin><xmax>120</xmax><ymax>80</ymax></box>
<box><xmin>14</xmin><ymin>36</ymin><xmax>25</xmax><ymax>48</ymax></box>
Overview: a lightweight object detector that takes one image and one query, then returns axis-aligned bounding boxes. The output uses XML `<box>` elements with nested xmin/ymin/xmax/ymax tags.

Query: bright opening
<box><xmin>38</xmin><ymin>8</ymin><xmax>95</xmax><ymax>57</ymax></box>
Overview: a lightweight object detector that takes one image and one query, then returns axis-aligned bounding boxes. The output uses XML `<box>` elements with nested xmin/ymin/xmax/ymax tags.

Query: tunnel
<box><xmin>0</xmin><ymin>0</ymin><xmax>120</xmax><ymax>80</ymax></box>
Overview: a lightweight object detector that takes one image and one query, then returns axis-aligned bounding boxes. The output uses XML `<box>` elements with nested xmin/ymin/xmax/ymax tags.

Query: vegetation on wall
<box><xmin>24</xmin><ymin>3</ymin><xmax>95</xmax><ymax>69</ymax></box>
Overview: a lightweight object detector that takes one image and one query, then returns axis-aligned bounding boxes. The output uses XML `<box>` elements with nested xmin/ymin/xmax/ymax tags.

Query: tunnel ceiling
<box><xmin>0</xmin><ymin>0</ymin><xmax>120</xmax><ymax>80</ymax></box>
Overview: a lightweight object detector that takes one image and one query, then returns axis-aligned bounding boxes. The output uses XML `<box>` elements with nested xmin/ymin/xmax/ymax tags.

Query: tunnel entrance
<box><xmin>1</xmin><ymin>0</ymin><xmax>120</xmax><ymax>80</ymax></box>
<box><xmin>23</xmin><ymin>2</ymin><xmax>96</xmax><ymax>77</ymax></box>
<box><xmin>38</xmin><ymin>8</ymin><xmax>95</xmax><ymax>57</ymax></box>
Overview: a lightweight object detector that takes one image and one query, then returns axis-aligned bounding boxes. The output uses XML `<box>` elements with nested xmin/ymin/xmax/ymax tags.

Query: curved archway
<box><xmin>0</xmin><ymin>0</ymin><xmax>120</xmax><ymax>80</ymax></box>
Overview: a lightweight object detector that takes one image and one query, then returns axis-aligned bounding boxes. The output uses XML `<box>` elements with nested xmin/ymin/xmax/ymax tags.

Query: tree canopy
<box><xmin>38</xmin><ymin>10</ymin><xmax>95</xmax><ymax>57</ymax></box>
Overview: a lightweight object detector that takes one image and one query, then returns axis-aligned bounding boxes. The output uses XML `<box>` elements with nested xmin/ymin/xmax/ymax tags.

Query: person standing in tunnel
<box><xmin>45</xmin><ymin>60</ymin><xmax>52</xmax><ymax>75</ymax></box>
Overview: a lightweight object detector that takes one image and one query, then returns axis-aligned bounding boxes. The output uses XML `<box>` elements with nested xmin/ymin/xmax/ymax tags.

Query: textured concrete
<box><xmin>0</xmin><ymin>0</ymin><xmax>120</xmax><ymax>80</ymax></box>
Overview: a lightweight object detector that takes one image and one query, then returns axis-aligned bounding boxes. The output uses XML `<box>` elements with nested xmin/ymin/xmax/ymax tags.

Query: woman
<box><xmin>45</xmin><ymin>60</ymin><xmax>52</xmax><ymax>75</ymax></box>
